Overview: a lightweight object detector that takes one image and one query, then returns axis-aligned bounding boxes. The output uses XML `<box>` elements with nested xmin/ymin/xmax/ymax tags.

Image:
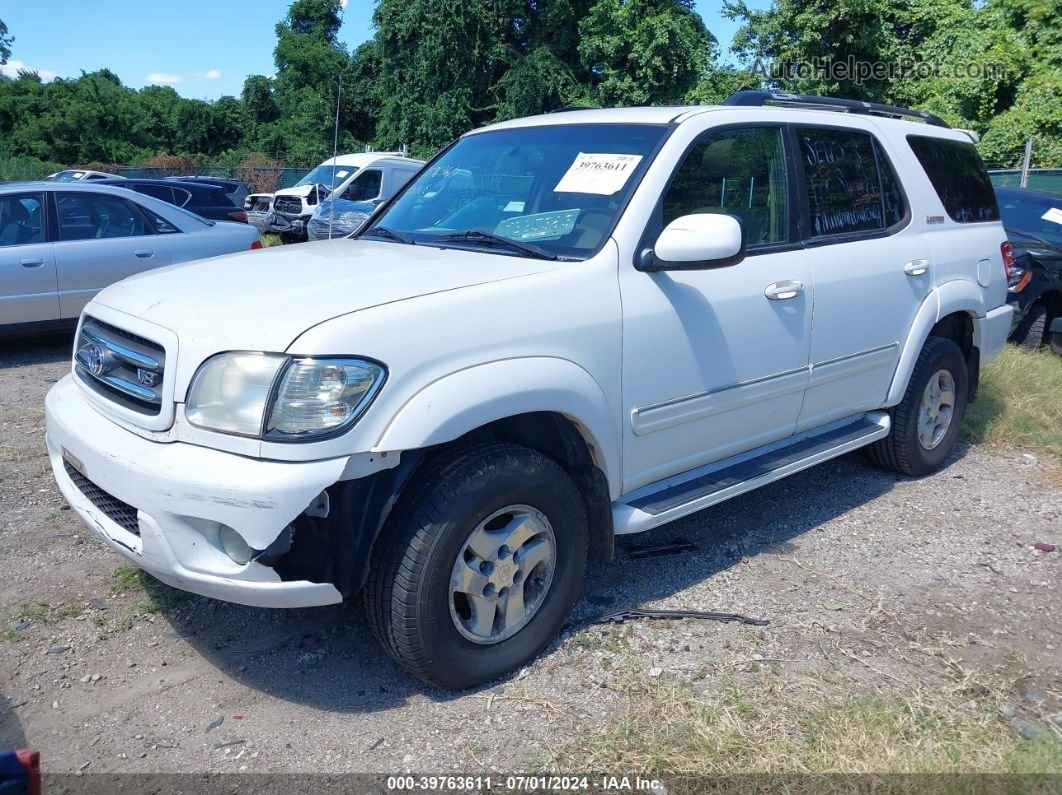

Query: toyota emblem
<box><xmin>85</xmin><ymin>343</ymin><xmax>107</xmax><ymax>376</ymax></box>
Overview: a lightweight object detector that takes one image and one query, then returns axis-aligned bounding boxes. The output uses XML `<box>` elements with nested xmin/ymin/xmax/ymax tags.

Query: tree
<box><xmin>242</xmin><ymin>75</ymin><xmax>279</xmax><ymax>126</ymax></box>
<box><xmin>0</xmin><ymin>18</ymin><xmax>12</xmax><ymax>65</ymax></box>
<box><xmin>579</xmin><ymin>0</ymin><xmax>717</xmax><ymax>106</ymax></box>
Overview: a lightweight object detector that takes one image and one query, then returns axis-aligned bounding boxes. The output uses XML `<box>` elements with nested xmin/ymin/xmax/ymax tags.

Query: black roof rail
<box><xmin>547</xmin><ymin>105</ymin><xmax>596</xmax><ymax>114</ymax></box>
<box><xmin>722</xmin><ymin>90</ymin><xmax>950</xmax><ymax>128</ymax></box>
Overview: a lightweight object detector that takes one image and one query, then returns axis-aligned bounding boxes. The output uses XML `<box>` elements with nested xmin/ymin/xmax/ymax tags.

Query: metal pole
<box><xmin>1020</xmin><ymin>137</ymin><xmax>1032</xmax><ymax>188</ymax></box>
<box><xmin>329</xmin><ymin>75</ymin><xmax>342</xmax><ymax>240</ymax></box>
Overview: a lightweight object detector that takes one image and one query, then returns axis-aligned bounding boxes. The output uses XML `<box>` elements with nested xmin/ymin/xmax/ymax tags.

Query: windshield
<box><xmin>295</xmin><ymin>164</ymin><xmax>358</xmax><ymax>192</ymax></box>
<box><xmin>998</xmin><ymin>192</ymin><xmax>1062</xmax><ymax>246</ymax></box>
<box><xmin>363</xmin><ymin>123</ymin><xmax>668</xmax><ymax>259</ymax></box>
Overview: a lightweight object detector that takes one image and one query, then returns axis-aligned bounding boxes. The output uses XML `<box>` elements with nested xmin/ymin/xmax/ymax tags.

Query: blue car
<box><xmin>306</xmin><ymin>197</ymin><xmax>377</xmax><ymax>241</ymax></box>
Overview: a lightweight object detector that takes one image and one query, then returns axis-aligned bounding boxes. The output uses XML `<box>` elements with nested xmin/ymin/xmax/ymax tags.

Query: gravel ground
<box><xmin>1</xmin><ymin>333</ymin><xmax>1060</xmax><ymax>774</ymax></box>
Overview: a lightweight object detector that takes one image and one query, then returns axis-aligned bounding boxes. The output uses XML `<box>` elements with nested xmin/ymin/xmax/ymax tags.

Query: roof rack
<box><xmin>722</xmin><ymin>90</ymin><xmax>950</xmax><ymax>128</ymax></box>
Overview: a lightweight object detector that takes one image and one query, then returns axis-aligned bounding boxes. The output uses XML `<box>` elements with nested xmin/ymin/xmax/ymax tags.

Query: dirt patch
<box><xmin>1</xmin><ymin>334</ymin><xmax>1060</xmax><ymax>775</ymax></box>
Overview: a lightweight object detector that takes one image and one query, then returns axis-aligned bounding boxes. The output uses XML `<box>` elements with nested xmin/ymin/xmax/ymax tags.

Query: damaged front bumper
<box><xmin>45</xmin><ymin>375</ymin><xmax>348</xmax><ymax>608</ymax></box>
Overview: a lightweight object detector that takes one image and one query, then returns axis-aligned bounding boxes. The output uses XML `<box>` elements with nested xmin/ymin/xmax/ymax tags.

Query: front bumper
<box><xmin>45</xmin><ymin>375</ymin><xmax>346</xmax><ymax>608</ymax></box>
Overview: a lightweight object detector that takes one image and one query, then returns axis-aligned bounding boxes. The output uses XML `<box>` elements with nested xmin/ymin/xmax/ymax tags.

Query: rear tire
<box><xmin>1012</xmin><ymin>303</ymin><xmax>1048</xmax><ymax>349</ymax></box>
<box><xmin>364</xmin><ymin>442</ymin><xmax>588</xmax><ymax>689</ymax></box>
<box><xmin>867</xmin><ymin>336</ymin><xmax>969</xmax><ymax>477</ymax></box>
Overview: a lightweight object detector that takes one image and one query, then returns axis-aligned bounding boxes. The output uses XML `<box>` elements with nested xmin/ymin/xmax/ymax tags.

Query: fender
<box><xmin>886</xmin><ymin>280</ymin><xmax>985</xmax><ymax>406</ymax></box>
<box><xmin>373</xmin><ymin>357</ymin><xmax>623</xmax><ymax>497</ymax></box>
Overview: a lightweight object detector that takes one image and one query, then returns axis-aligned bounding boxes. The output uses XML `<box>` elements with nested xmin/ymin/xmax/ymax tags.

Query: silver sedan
<box><xmin>0</xmin><ymin>182</ymin><xmax>261</xmax><ymax>333</ymax></box>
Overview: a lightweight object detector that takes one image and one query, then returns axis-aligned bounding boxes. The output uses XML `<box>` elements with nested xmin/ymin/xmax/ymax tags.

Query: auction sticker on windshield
<box><xmin>554</xmin><ymin>153</ymin><xmax>643</xmax><ymax>195</ymax></box>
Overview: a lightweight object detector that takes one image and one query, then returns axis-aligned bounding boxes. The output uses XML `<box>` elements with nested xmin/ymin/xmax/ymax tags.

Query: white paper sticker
<box><xmin>1041</xmin><ymin>207</ymin><xmax>1062</xmax><ymax>226</ymax></box>
<box><xmin>503</xmin><ymin>201</ymin><xmax>525</xmax><ymax>213</ymax></box>
<box><xmin>554</xmin><ymin>153</ymin><xmax>643</xmax><ymax>195</ymax></box>
<box><xmin>335</xmin><ymin>170</ymin><xmax>350</xmax><ymax>178</ymax></box>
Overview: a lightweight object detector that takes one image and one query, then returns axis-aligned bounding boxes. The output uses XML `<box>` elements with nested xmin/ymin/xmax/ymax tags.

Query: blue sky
<box><xmin>1</xmin><ymin>1</ymin><xmax>764</xmax><ymax>101</ymax></box>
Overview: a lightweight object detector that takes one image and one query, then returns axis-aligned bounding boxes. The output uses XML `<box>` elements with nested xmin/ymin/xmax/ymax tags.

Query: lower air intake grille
<box><xmin>64</xmin><ymin>460</ymin><xmax>141</xmax><ymax>537</ymax></box>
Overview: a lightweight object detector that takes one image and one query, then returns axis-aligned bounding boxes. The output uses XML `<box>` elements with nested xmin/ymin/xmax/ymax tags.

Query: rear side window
<box><xmin>798</xmin><ymin>127</ymin><xmax>905</xmax><ymax>237</ymax></box>
<box><xmin>907</xmin><ymin>136</ymin><xmax>999</xmax><ymax>223</ymax></box>
<box><xmin>57</xmin><ymin>193</ymin><xmax>150</xmax><ymax>241</ymax></box>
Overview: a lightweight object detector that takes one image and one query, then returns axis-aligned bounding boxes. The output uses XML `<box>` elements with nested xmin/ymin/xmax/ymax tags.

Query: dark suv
<box><xmin>98</xmin><ymin>179</ymin><xmax>248</xmax><ymax>223</ymax></box>
<box><xmin>996</xmin><ymin>187</ymin><xmax>1062</xmax><ymax>350</ymax></box>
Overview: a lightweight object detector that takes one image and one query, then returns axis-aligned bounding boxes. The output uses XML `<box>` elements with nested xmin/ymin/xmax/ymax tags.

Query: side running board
<box><xmin>613</xmin><ymin>412</ymin><xmax>890</xmax><ymax>535</ymax></box>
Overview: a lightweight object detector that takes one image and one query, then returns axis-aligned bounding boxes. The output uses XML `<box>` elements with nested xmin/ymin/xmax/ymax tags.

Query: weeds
<box><xmin>963</xmin><ymin>345</ymin><xmax>1062</xmax><ymax>462</ymax></box>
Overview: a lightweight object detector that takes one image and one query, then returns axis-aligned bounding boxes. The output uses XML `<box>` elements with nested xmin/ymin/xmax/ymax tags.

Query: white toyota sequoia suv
<box><xmin>46</xmin><ymin>92</ymin><xmax>1014</xmax><ymax>689</ymax></box>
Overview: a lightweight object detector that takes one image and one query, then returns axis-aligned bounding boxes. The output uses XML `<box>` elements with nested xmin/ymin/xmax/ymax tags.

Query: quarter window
<box><xmin>907</xmin><ymin>135</ymin><xmax>999</xmax><ymax>223</ymax></box>
<box><xmin>799</xmin><ymin>128</ymin><xmax>904</xmax><ymax>237</ymax></box>
<box><xmin>663</xmin><ymin>127</ymin><xmax>789</xmax><ymax>246</ymax></box>
<box><xmin>57</xmin><ymin>194</ymin><xmax>150</xmax><ymax>241</ymax></box>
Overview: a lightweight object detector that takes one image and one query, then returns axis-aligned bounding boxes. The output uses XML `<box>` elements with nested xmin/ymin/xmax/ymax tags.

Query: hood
<box><xmin>91</xmin><ymin>239</ymin><xmax>564</xmax><ymax>388</ymax></box>
<box><xmin>275</xmin><ymin>184</ymin><xmax>318</xmax><ymax>198</ymax></box>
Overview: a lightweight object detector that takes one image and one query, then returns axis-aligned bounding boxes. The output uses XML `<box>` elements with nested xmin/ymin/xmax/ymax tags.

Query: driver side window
<box><xmin>344</xmin><ymin>170</ymin><xmax>382</xmax><ymax>202</ymax></box>
<box><xmin>662</xmin><ymin>127</ymin><xmax>789</xmax><ymax>246</ymax></box>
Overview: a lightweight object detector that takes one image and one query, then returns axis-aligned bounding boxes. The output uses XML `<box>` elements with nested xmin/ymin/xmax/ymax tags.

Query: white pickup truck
<box><xmin>46</xmin><ymin>92</ymin><xmax>1013</xmax><ymax>689</ymax></box>
<box><xmin>246</xmin><ymin>152</ymin><xmax>422</xmax><ymax>242</ymax></box>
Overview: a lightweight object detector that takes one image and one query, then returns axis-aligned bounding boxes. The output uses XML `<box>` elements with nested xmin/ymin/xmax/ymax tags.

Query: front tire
<box><xmin>867</xmin><ymin>336</ymin><xmax>969</xmax><ymax>476</ymax></box>
<box><xmin>364</xmin><ymin>442</ymin><xmax>588</xmax><ymax>689</ymax></box>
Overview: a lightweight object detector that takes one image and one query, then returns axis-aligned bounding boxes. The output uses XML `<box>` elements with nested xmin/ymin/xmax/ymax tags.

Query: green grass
<box><xmin>258</xmin><ymin>233</ymin><xmax>284</xmax><ymax>248</ymax></box>
<box><xmin>963</xmin><ymin>345</ymin><xmax>1062</xmax><ymax>462</ymax></box>
<box><xmin>554</xmin><ymin>669</ymin><xmax>1062</xmax><ymax>778</ymax></box>
<box><xmin>2</xmin><ymin>601</ymin><xmax>82</xmax><ymax>642</ymax></box>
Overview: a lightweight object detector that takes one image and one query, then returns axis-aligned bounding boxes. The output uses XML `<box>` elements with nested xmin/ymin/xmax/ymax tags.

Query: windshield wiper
<box><xmin>431</xmin><ymin>230</ymin><xmax>558</xmax><ymax>260</ymax></box>
<box><xmin>361</xmin><ymin>226</ymin><xmax>414</xmax><ymax>245</ymax></box>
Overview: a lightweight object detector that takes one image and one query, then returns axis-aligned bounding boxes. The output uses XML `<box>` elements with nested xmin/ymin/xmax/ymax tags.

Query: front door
<box><xmin>619</xmin><ymin>125</ymin><xmax>814</xmax><ymax>493</ymax></box>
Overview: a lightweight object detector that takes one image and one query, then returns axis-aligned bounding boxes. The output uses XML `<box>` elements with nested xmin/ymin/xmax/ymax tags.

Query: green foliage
<box><xmin>0</xmin><ymin>0</ymin><xmax>1056</xmax><ymax>171</ymax></box>
<box><xmin>725</xmin><ymin>0</ymin><xmax>1061</xmax><ymax>164</ymax></box>
<box><xmin>579</xmin><ymin>0</ymin><xmax>716</xmax><ymax>105</ymax></box>
<box><xmin>0</xmin><ymin>18</ymin><xmax>12</xmax><ymax>65</ymax></box>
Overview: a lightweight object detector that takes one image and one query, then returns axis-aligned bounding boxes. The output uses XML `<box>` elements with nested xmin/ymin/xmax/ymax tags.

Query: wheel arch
<box><xmin>886</xmin><ymin>283</ymin><xmax>984</xmax><ymax>406</ymax></box>
<box><xmin>373</xmin><ymin>357</ymin><xmax>621</xmax><ymax>495</ymax></box>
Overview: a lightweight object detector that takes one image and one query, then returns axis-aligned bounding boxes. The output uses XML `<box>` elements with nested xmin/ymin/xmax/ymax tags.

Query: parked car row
<box><xmin>246</xmin><ymin>152</ymin><xmax>423</xmax><ymax>242</ymax></box>
<box><xmin>0</xmin><ymin>182</ymin><xmax>260</xmax><ymax>334</ymax></box>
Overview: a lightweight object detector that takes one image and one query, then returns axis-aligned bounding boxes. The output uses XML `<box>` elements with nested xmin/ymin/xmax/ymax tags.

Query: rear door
<box><xmin>792</xmin><ymin>124</ymin><xmax>927</xmax><ymax>431</ymax></box>
<box><xmin>53</xmin><ymin>192</ymin><xmax>173</xmax><ymax>318</ymax></box>
<box><xmin>0</xmin><ymin>191</ymin><xmax>58</xmax><ymax>325</ymax></box>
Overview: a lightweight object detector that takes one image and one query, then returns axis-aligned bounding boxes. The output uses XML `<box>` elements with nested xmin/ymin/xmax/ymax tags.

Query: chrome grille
<box><xmin>63</xmin><ymin>460</ymin><xmax>141</xmax><ymax>537</ymax></box>
<box><xmin>75</xmin><ymin>317</ymin><xmax>165</xmax><ymax>415</ymax></box>
<box><xmin>273</xmin><ymin>195</ymin><xmax>303</xmax><ymax>216</ymax></box>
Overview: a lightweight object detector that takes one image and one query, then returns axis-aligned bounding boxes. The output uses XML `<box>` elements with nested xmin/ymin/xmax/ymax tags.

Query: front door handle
<box><xmin>764</xmin><ymin>280</ymin><xmax>804</xmax><ymax>300</ymax></box>
<box><xmin>20</xmin><ymin>258</ymin><xmax>45</xmax><ymax>268</ymax></box>
<box><xmin>134</xmin><ymin>249</ymin><xmax>154</xmax><ymax>259</ymax></box>
<box><xmin>904</xmin><ymin>259</ymin><xmax>929</xmax><ymax>276</ymax></box>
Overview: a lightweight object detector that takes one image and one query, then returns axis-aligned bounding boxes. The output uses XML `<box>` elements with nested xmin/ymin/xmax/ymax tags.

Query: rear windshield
<box><xmin>907</xmin><ymin>136</ymin><xmax>999</xmax><ymax>223</ymax></box>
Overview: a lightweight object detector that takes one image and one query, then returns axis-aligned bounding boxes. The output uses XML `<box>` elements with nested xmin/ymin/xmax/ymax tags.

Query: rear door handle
<box><xmin>20</xmin><ymin>258</ymin><xmax>45</xmax><ymax>268</ymax></box>
<box><xmin>134</xmin><ymin>249</ymin><xmax>154</xmax><ymax>259</ymax></box>
<box><xmin>764</xmin><ymin>280</ymin><xmax>804</xmax><ymax>300</ymax></box>
<box><xmin>904</xmin><ymin>259</ymin><xmax>929</xmax><ymax>276</ymax></box>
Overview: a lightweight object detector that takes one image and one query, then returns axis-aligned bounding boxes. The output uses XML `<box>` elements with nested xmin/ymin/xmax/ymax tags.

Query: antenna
<box><xmin>329</xmin><ymin>74</ymin><xmax>342</xmax><ymax>240</ymax></box>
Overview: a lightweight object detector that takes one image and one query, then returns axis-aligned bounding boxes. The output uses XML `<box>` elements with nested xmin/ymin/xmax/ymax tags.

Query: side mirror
<box><xmin>637</xmin><ymin>213</ymin><xmax>746</xmax><ymax>272</ymax></box>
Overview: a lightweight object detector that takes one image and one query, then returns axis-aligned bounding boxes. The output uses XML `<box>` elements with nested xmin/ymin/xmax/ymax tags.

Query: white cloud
<box><xmin>340</xmin><ymin>0</ymin><xmax>348</xmax><ymax>7</ymax></box>
<box><xmin>147</xmin><ymin>72</ymin><xmax>182</xmax><ymax>85</ymax></box>
<box><xmin>0</xmin><ymin>59</ymin><xmax>58</xmax><ymax>81</ymax></box>
<box><xmin>195</xmin><ymin>68</ymin><xmax>222</xmax><ymax>80</ymax></box>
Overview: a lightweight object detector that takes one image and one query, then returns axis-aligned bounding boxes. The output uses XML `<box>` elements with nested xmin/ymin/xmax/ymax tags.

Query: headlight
<box><xmin>266</xmin><ymin>358</ymin><xmax>385</xmax><ymax>439</ymax></box>
<box><xmin>186</xmin><ymin>353</ymin><xmax>287</xmax><ymax>436</ymax></box>
<box><xmin>185</xmin><ymin>353</ymin><xmax>385</xmax><ymax>440</ymax></box>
